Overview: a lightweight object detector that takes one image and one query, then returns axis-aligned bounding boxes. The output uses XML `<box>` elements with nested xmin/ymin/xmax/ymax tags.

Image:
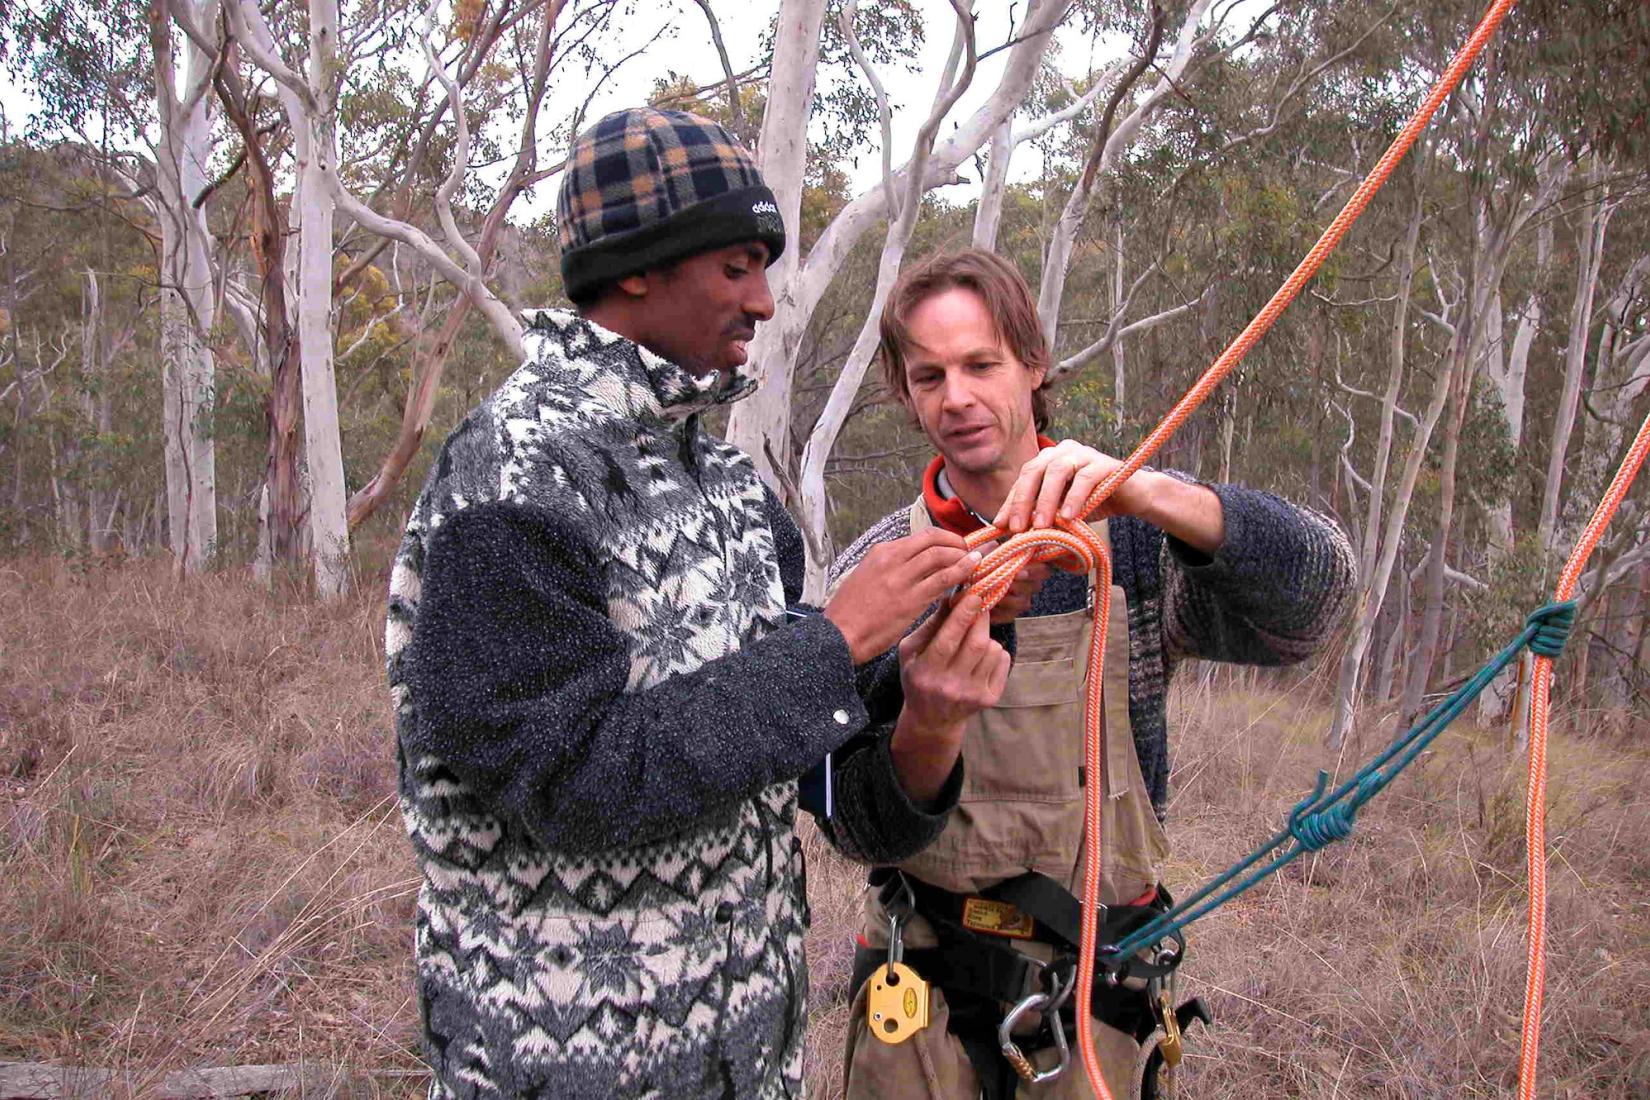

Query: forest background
<box><xmin>1</xmin><ymin>0</ymin><xmax>1647</xmax><ymax>1096</ymax></box>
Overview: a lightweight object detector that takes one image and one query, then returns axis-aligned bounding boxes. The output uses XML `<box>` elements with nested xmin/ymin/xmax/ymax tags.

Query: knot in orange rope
<box><xmin>961</xmin><ymin>515</ymin><xmax>1110</xmax><ymax>611</ymax></box>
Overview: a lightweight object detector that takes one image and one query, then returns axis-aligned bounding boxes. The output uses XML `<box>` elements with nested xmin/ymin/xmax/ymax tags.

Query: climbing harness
<box><xmin>939</xmin><ymin>0</ymin><xmax>1650</xmax><ymax>1094</ymax></box>
<box><xmin>850</xmin><ymin>870</ymin><xmax>1211</xmax><ymax>1097</ymax></box>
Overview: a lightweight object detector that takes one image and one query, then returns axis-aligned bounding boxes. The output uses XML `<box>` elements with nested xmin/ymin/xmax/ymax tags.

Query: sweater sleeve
<box><xmin>1159</xmin><ymin>482</ymin><xmax>1357</xmax><ymax>666</ymax></box>
<box><xmin>809</xmin><ymin>510</ymin><xmax>965</xmax><ymax>865</ymax></box>
<box><xmin>817</xmin><ymin>733</ymin><xmax>963</xmax><ymax>865</ymax></box>
<box><xmin>405</xmin><ymin>498</ymin><xmax>870</xmax><ymax>854</ymax></box>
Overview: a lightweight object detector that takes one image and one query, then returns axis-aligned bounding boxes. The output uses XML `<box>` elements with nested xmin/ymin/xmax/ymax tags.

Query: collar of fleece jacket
<box><xmin>521</xmin><ymin>308</ymin><xmax>756</xmax><ymax>423</ymax></box>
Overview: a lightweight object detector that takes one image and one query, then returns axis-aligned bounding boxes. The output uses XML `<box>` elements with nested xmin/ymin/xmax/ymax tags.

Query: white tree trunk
<box><xmin>81</xmin><ymin>270</ymin><xmax>113</xmax><ymax>553</ymax></box>
<box><xmin>1110</xmin><ymin>217</ymin><xmax>1126</xmax><ymax>419</ymax></box>
<box><xmin>795</xmin><ymin>2</ymin><xmax>978</xmax><ymax>598</ymax></box>
<box><xmin>296</xmin><ymin>0</ymin><xmax>350</xmax><ymax>598</ymax></box>
<box><xmin>725</xmin><ymin>0</ymin><xmax>829</xmax><ymax>491</ymax></box>
<box><xmin>1328</xmin><ymin>189</ymin><xmax>1426</xmax><ymax>748</ymax></box>
<box><xmin>1485</xmin><ymin>287</ymin><xmax>1538</xmax><ymax>550</ymax></box>
<box><xmin>971</xmin><ymin>114</ymin><xmax>1013</xmax><ymax>251</ymax></box>
<box><xmin>1472</xmin><ymin>163</ymin><xmax>1567</xmax><ymax>723</ymax></box>
<box><xmin>1584</xmin><ymin>254</ymin><xmax>1650</xmax><ymax>498</ymax></box>
<box><xmin>228</xmin><ymin>0</ymin><xmax>352</xmax><ymax>596</ymax></box>
<box><xmin>1477</xmin><ymin>235</ymin><xmax>1548</xmax><ymax>723</ymax></box>
<box><xmin>726</xmin><ymin>0</ymin><xmax>1075</xmax><ymax>494</ymax></box>
<box><xmin>152</xmin><ymin>1</ymin><xmax>219</xmax><ymax>573</ymax></box>
<box><xmin>1536</xmin><ymin>163</ymin><xmax>1613</xmax><ymax>560</ymax></box>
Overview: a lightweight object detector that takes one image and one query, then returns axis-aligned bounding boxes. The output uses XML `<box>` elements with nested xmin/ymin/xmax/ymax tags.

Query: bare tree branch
<box><xmin>691</xmin><ymin>0</ymin><xmax>744</xmax><ymax>138</ymax></box>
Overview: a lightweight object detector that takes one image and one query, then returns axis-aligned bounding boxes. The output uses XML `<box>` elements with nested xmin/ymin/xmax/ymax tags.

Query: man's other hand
<box><xmin>889</xmin><ymin>594</ymin><xmax>1010</xmax><ymax>801</ymax></box>
<box><xmin>992</xmin><ymin>439</ymin><xmax>1141</xmax><ymax>533</ymax></box>
<box><xmin>825</xmin><ymin>529</ymin><xmax>981</xmax><ymax>664</ymax></box>
<box><xmin>991</xmin><ymin>438</ymin><xmax>1225</xmax><ymax>553</ymax></box>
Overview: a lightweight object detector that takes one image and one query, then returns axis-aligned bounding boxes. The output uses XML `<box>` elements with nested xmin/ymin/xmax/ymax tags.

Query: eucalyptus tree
<box><xmin>7</xmin><ymin>0</ymin><xmax>225</xmax><ymax>570</ymax></box>
<box><xmin>148</xmin><ymin>0</ymin><xmax>222</xmax><ymax>574</ymax></box>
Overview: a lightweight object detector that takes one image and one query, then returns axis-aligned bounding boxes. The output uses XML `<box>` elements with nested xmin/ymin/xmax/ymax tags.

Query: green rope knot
<box><xmin>1287</xmin><ymin>772</ymin><xmax>1380</xmax><ymax>851</ymax></box>
<box><xmin>1525</xmin><ymin>601</ymin><xmax>1576</xmax><ymax>658</ymax></box>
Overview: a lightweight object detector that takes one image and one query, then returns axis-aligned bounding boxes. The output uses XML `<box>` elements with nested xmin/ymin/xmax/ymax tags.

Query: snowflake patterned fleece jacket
<box><xmin>384</xmin><ymin>309</ymin><xmax>960</xmax><ymax>1100</ymax></box>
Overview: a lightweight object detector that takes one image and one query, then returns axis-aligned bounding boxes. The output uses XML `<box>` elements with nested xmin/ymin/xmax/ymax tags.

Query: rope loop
<box><xmin>1524</xmin><ymin>601</ymin><xmax>1576</xmax><ymax>658</ymax></box>
<box><xmin>962</xmin><ymin>515</ymin><xmax>1108</xmax><ymax>611</ymax></box>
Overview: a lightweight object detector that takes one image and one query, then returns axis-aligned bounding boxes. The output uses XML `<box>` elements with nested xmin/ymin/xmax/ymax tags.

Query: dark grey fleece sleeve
<box><xmin>820</xmin><ymin>732</ymin><xmax>962</xmax><ymax>864</ymax></box>
<box><xmin>406</xmin><ymin>498</ymin><xmax>869</xmax><ymax>854</ymax></box>
<box><xmin>1161</xmin><ymin>482</ymin><xmax>1356</xmax><ymax>666</ymax></box>
<box><xmin>811</xmin><ymin>512</ymin><xmax>966</xmax><ymax>866</ymax></box>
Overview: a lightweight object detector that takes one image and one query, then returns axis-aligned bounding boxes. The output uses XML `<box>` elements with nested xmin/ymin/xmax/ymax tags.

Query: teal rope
<box><xmin>1101</xmin><ymin>600</ymin><xmax>1576</xmax><ymax>971</ymax></box>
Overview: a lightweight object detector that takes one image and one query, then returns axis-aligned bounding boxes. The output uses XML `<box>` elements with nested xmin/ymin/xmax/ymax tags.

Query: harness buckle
<box><xmin>997</xmin><ymin>968</ymin><xmax>1072</xmax><ymax>1084</ymax></box>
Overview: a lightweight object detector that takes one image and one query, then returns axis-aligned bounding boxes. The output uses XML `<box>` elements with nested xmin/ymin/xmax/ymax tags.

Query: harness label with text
<box><xmin>961</xmin><ymin>897</ymin><xmax>1035</xmax><ymax>939</ymax></box>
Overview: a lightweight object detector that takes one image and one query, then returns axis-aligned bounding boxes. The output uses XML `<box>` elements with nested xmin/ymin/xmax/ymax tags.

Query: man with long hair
<box><xmin>831</xmin><ymin>249</ymin><xmax>1355</xmax><ymax>1098</ymax></box>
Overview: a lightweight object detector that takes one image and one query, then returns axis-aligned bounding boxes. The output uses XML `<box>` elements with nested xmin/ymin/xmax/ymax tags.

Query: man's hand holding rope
<box><xmin>825</xmin><ymin>529</ymin><xmax>983</xmax><ymax>664</ymax></box>
<box><xmin>992</xmin><ymin>440</ymin><xmax>1226</xmax><ymax>556</ymax></box>
<box><xmin>888</xmin><ymin>593</ymin><xmax>1010</xmax><ymax>802</ymax></box>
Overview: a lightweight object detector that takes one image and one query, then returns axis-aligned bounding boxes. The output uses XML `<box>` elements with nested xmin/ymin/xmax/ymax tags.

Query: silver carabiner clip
<box><xmin>879</xmin><ymin>873</ymin><xmax>917</xmax><ymax>968</ymax></box>
<box><xmin>997</xmin><ymin>972</ymin><xmax>1071</xmax><ymax>1085</ymax></box>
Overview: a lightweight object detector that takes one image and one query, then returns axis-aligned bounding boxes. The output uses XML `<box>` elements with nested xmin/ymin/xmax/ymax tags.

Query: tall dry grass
<box><xmin>3</xmin><ymin>556</ymin><xmax>1646</xmax><ymax>1097</ymax></box>
<box><xmin>1</xmin><ymin>555</ymin><xmax>419</xmax><ymax>1096</ymax></box>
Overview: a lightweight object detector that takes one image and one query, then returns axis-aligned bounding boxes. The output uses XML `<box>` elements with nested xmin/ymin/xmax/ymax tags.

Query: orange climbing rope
<box><xmin>1520</xmin><ymin>407</ymin><xmax>1650</xmax><ymax>1099</ymax></box>
<box><xmin>956</xmin><ymin>1</ymin><xmax>1522</xmax><ymax>1094</ymax></box>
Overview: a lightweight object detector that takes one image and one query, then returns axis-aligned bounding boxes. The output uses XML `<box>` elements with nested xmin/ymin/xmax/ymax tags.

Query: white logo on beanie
<box><xmin>752</xmin><ymin>201</ymin><xmax>779</xmax><ymax>215</ymax></box>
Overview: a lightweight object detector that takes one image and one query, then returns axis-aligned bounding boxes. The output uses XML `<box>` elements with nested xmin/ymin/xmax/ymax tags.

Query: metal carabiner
<box><xmin>997</xmin><ymin>972</ymin><xmax>1072</xmax><ymax>1085</ymax></box>
<box><xmin>878</xmin><ymin>873</ymin><xmax>917</xmax><ymax>968</ymax></box>
<box><xmin>1148</xmin><ymin>974</ymin><xmax>1185</xmax><ymax>1069</ymax></box>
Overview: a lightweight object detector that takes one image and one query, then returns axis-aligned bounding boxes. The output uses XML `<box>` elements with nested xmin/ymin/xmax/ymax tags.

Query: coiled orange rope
<box><xmin>956</xmin><ymin>1</ymin><xmax>1521</xmax><ymax>1094</ymax></box>
<box><xmin>1520</xmin><ymin>407</ymin><xmax>1650</xmax><ymax>1098</ymax></box>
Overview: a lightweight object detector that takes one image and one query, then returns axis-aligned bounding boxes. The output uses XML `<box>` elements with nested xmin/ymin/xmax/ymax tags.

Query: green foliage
<box><xmin>813</xmin><ymin>0</ymin><xmax>925</xmax><ymax>157</ymax></box>
<box><xmin>4</xmin><ymin>1</ymin><xmax>150</xmax><ymax>143</ymax></box>
<box><xmin>1510</xmin><ymin>0</ymin><xmax>1650</xmax><ymax>162</ymax></box>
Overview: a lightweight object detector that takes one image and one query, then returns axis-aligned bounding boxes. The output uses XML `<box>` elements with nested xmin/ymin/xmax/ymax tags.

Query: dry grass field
<box><xmin>3</xmin><ymin>556</ymin><xmax>1647</xmax><ymax>1098</ymax></box>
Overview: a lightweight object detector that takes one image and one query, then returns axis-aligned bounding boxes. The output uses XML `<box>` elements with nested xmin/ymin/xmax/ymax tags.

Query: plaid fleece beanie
<box><xmin>557</xmin><ymin>108</ymin><xmax>786</xmax><ymax>302</ymax></box>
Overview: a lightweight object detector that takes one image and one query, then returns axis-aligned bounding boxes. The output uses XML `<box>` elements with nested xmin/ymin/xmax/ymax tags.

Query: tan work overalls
<box><xmin>843</xmin><ymin>503</ymin><xmax>1171</xmax><ymax>1100</ymax></box>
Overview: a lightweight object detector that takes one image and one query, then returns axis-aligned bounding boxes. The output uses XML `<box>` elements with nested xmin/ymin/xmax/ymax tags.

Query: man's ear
<box><xmin>897</xmin><ymin>388</ymin><xmax>922</xmax><ymax>427</ymax></box>
<box><xmin>615</xmin><ymin>272</ymin><xmax>649</xmax><ymax>299</ymax></box>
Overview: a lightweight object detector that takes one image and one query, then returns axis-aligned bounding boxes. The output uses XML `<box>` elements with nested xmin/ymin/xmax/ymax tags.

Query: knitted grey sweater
<box><xmin>385</xmin><ymin>310</ymin><xmax>955</xmax><ymax>1099</ymax></box>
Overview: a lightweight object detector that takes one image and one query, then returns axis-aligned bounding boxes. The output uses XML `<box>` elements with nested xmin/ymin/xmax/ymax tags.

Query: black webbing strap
<box><xmin>875</xmin><ymin>868</ymin><xmax>1185</xmax><ymax>981</ymax></box>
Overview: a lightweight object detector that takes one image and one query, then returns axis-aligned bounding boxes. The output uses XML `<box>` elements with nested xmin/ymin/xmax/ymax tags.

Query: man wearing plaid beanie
<box><xmin>387</xmin><ymin>107</ymin><xmax>1008</xmax><ymax>1098</ymax></box>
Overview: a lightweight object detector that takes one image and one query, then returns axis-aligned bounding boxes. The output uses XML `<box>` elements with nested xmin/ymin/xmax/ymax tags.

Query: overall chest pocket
<box><xmin>963</xmin><ymin>655</ymin><xmax>1085</xmax><ymax>802</ymax></box>
<box><xmin>899</xmin><ymin>642</ymin><xmax>1089</xmax><ymax>893</ymax></box>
